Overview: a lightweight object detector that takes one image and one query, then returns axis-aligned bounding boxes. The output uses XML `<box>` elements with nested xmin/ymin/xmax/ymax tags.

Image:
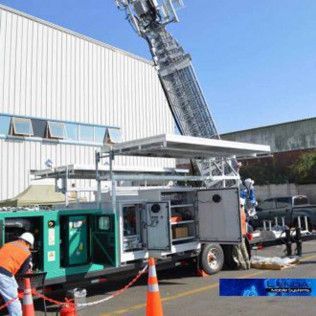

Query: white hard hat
<box><xmin>19</xmin><ymin>232</ymin><xmax>34</xmax><ymax>247</ymax></box>
<box><xmin>240</xmin><ymin>197</ymin><xmax>246</xmax><ymax>206</ymax></box>
<box><xmin>244</xmin><ymin>178</ymin><xmax>254</xmax><ymax>186</ymax></box>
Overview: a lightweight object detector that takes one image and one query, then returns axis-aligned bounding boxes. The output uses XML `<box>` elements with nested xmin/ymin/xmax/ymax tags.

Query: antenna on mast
<box><xmin>115</xmin><ymin>0</ymin><xmax>184</xmax><ymax>36</ymax></box>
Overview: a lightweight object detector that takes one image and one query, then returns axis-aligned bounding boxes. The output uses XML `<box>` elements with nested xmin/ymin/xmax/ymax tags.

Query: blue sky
<box><xmin>1</xmin><ymin>0</ymin><xmax>315</xmax><ymax>133</ymax></box>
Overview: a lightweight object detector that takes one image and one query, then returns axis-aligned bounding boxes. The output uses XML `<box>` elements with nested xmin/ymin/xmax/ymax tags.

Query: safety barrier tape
<box><xmin>32</xmin><ymin>289</ymin><xmax>72</xmax><ymax>307</ymax></box>
<box><xmin>76</xmin><ymin>264</ymin><xmax>148</xmax><ymax>307</ymax></box>
<box><xmin>0</xmin><ymin>293</ymin><xmax>23</xmax><ymax>311</ymax></box>
<box><xmin>0</xmin><ymin>289</ymin><xmax>69</xmax><ymax>311</ymax></box>
<box><xmin>0</xmin><ymin>264</ymin><xmax>148</xmax><ymax>311</ymax></box>
<box><xmin>31</xmin><ymin>264</ymin><xmax>148</xmax><ymax>309</ymax></box>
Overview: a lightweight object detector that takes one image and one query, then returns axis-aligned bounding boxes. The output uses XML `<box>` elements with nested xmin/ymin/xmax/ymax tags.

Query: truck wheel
<box><xmin>200</xmin><ymin>243</ymin><xmax>224</xmax><ymax>275</ymax></box>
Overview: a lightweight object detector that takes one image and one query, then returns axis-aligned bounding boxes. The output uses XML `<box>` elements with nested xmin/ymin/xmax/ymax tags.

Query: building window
<box><xmin>0</xmin><ymin>112</ymin><xmax>120</xmax><ymax>146</ymax></box>
<box><xmin>47</xmin><ymin>121</ymin><xmax>66</xmax><ymax>139</ymax></box>
<box><xmin>80</xmin><ymin>125</ymin><xmax>94</xmax><ymax>142</ymax></box>
<box><xmin>32</xmin><ymin>119</ymin><xmax>47</xmax><ymax>138</ymax></box>
<box><xmin>65</xmin><ymin>123</ymin><xmax>78</xmax><ymax>141</ymax></box>
<box><xmin>0</xmin><ymin>115</ymin><xmax>10</xmax><ymax>135</ymax></box>
<box><xmin>95</xmin><ymin>127</ymin><xmax>106</xmax><ymax>143</ymax></box>
<box><xmin>105</xmin><ymin>128</ymin><xmax>122</xmax><ymax>144</ymax></box>
<box><xmin>11</xmin><ymin>117</ymin><xmax>33</xmax><ymax>136</ymax></box>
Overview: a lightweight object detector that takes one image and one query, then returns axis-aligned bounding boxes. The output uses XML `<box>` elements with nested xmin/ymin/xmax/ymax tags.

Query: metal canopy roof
<box><xmin>101</xmin><ymin>134</ymin><xmax>271</xmax><ymax>159</ymax></box>
<box><xmin>31</xmin><ymin>164</ymin><xmax>189</xmax><ymax>180</ymax></box>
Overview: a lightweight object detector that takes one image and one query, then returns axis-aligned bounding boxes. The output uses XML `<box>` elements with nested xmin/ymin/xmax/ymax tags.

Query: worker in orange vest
<box><xmin>240</xmin><ymin>202</ymin><xmax>247</xmax><ymax>236</ymax></box>
<box><xmin>0</xmin><ymin>233</ymin><xmax>34</xmax><ymax>316</ymax></box>
<box><xmin>240</xmin><ymin>199</ymin><xmax>250</xmax><ymax>269</ymax></box>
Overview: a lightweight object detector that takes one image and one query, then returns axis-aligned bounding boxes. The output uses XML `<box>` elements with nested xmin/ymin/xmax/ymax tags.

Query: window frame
<box><xmin>95</xmin><ymin>126</ymin><xmax>106</xmax><ymax>144</ymax></box>
<box><xmin>46</xmin><ymin>121</ymin><xmax>67</xmax><ymax>139</ymax></box>
<box><xmin>293</xmin><ymin>196</ymin><xmax>309</xmax><ymax>206</ymax></box>
<box><xmin>0</xmin><ymin>115</ymin><xmax>11</xmax><ymax>136</ymax></box>
<box><xmin>11</xmin><ymin>117</ymin><xmax>34</xmax><ymax>137</ymax></box>
<box><xmin>1</xmin><ymin>113</ymin><xmax>120</xmax><ymax>146</ymax></box>
<box><xmin>104</xmin><ymin>127</ymin><xmax>122</xmax><ymax>144</ymax></box>
<box><xmin>79</xmin><ymin>124</ymin><xmax>95</xmax><ymax>143</ymax></box>
<box><xmin>65</xmin><ymin>123</ymin><xmax>79</xmax><ymax>141</ymax></box>
<box><xmin>275</xmin><ymin>197</ymin><xmax>292</xmax><ymax>209</ymax></box>
<box><xmin>259</xmin><ymin>198</ymin><xmax>275</xmax><ymax>211</ymax></box>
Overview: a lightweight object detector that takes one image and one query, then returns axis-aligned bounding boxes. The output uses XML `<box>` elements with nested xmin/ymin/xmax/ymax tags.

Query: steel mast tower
<box><xmin>115</xmin><ymin>0</ymin><xmax>238</xmax><ymax>186</ymax></box>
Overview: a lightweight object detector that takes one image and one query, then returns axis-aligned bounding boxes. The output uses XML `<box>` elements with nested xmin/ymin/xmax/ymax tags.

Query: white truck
<box><xmin>29</xmin><ymin>133</ymin><xmax>270</xmax><ymax>281</ymax></box>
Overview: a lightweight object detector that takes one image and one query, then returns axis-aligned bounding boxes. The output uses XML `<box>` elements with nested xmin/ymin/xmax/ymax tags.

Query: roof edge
<box><xmin>0</xmin><ymin>3</ymin><xmax>153</xmax><ymax>66</ymax></box>
<box><xmin>222</xmin><ymin>116</ymin><xmax>316</xmax><ymax>136</ymax></box>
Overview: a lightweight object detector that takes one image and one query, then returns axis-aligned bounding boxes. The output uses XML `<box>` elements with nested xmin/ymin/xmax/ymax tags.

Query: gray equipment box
<box><xmin>198</xmin><ymin>188</ymin><xmax>242</xmax><ymax>244</ymax></box>
<box><xmin>146</xmin><ymin>202</ymin><xmax>171</xmax><ymax>251</ymax></box>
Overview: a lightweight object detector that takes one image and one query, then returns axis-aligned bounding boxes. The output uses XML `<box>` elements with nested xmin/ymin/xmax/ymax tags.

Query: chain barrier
<box><xmin>0</xmin><ymin>293</ymin><xmax>23</xmax><ymax>311</ymax></box>
<box><xmin>76</xmin><ymin>264</ymin><xmax>148</xmax><ymax>307</ymax></box>
<box><xmin>33</xmin><ymin>264</ymin><xmax>148</xmax><ymax>309</ymax></box>
<box><xmin>32</xmin><ymin>289</ymin><xmax>71</xmax><ymax>307</ymax></box>
<box><xmin>0</xmin><ymin>264</ymin><xmax>148</xmax><ymax>311</ymax></box>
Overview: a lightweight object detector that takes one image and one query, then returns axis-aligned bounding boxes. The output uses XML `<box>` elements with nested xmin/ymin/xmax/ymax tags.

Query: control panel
<box><xmin>146</xmin><ymin>202</ymin><xmax>171</xmax><ymax>251</ymax></box>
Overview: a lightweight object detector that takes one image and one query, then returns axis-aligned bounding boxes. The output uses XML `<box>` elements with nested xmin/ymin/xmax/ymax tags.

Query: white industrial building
<box><xmin>0</xmin><ymin>4</ymin><xmax>175</xmax><ymax>200</ymax></box>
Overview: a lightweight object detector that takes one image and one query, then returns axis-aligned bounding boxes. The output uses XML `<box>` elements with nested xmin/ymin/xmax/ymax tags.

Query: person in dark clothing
<box><xmin>0</xmin><ymin>233</ymin><xmax>34</xmax><ymax>316</ymax></box>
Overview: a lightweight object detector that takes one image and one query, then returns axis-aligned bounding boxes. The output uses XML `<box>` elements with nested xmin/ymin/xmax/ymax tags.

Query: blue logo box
<box><xmin>220</xmin><ymin>279</ymin><xmax>316</xmax><ymax>296</ymax></box>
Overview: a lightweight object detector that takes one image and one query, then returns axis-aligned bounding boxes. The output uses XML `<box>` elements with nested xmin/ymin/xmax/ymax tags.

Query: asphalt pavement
<box><xmin>37</xmin><ymin>240</ymin><xmax>316</xmax><ymax>316</ymax></box>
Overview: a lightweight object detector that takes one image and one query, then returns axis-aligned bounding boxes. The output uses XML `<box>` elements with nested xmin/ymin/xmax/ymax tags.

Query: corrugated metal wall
<box><xmin>0</xmin><ymin>5</ymin><xmax>175</xmax><ymax>200</ymax></box>
<box><xmin>222</xmin><ymin>118</ymin><xmax>316</xmax><ymax>153</ymax></box>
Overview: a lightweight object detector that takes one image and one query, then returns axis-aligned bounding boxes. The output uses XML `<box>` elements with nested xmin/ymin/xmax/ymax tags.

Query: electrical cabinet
<box><xmin>140</xmin><ymin>187</ymin><xmax>242</xmax><ymax>246</ymax></box>
<box><xmin>198</xmin><ymin>188</ymin><xmax>242</xmax><ymax>244</ymax></box>
<box><xmin>141</xmin><ymin>188</ymin><xmax>198</xmax><ymax>246</ymax></box>
<box><xmin>63</xmin><ymin>215</ymin><xmax>88</xmax><ymax>266</ymax></box>
<box><xmin>116</xmin><ymin>187</ymin><xmax>242</xmax><ymax>262</ymax></box>
<box><xmin>146</xmin><ymin>202</ymin><xmax>171</xmax><ymax>250</ymax></box>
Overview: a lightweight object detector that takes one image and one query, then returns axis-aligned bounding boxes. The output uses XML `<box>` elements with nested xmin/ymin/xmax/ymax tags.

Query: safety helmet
<box><xmin>19</xmin><ymin>232</ymin><xmax>34</xmax><ymax>247</ymax></box>
<box><xmin>244</xmin><ymin>178</ymin><xmax>254</xmax><ymax>188</ymax></box>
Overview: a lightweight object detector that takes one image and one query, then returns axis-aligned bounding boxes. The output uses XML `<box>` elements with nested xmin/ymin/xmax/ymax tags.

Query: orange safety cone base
<box><xmin>196</xmin><ymin>268</ymin><xmax>208</xmax><ymax>277</ymax></box>
<box><xmin>146</xmin><ymin>293</ymin><xmax>163</xmax><ymax>316</ymax></box>
<box><xmin>146</xmin><ymin>257</ymin><xmax>163</xmax><ymax>316</ymax></box>
<box><xmin>60</xmin><ymin>301</ymin><xmax>78</xmax><ymax>316</ymax></box>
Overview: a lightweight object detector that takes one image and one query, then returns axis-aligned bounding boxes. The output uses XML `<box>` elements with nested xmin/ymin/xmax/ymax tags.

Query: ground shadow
<box><xmin>300</xmin><ymin>260</ymin><xmax>316</xmax><ymax>265</ymax></box>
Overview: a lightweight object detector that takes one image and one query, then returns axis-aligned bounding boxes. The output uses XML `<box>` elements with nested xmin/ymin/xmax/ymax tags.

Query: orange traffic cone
<box><xmin>60</xmin><ymin>299</ymin><xmax>77</xmax><ymax>316</ymax></box>
<box><xmin>22</xmin><ymin>277</ymin><xmax>35</xmax><ymax>316</ymax></box>
<box><xmin>146</xmin><ymin>257</ymin><xmax>163</xmax><ymax>316</ymax></box>
<box><xmin>196</xmin><ymin>267</ymin><xmax>208</xmax><ymax>277</ymax></box>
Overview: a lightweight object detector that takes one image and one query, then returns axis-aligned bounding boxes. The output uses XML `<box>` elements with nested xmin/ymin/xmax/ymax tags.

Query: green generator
<box><xmin>0</xmin><ymin>208</ymin><xmax>119</xmax><ymax>285</ymax></box>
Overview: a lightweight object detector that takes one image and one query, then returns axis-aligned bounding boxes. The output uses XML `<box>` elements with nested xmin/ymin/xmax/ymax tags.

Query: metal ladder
<box><xmin>115</xmin><ymin>1</ymin><xmax>239</xmax><ymax>187</ymax></box>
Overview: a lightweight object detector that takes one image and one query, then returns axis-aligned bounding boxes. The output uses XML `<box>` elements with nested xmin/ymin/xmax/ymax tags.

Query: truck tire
<box><xmin>200</xmin><ymin>243</ymin><xmax>224</xmax><ymax>275</ymax></box>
